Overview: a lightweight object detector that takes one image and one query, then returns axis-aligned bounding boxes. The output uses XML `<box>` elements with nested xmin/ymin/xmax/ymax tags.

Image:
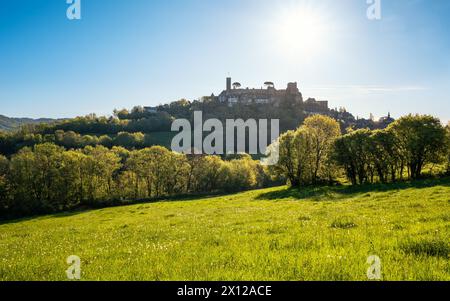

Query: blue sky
<box><xmin>0</xmin><ymin>0</ymin><xmax>449</xmax><ymax>122</ymax></box>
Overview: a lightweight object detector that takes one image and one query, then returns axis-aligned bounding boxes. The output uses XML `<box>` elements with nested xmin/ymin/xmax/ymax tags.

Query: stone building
<box><xmin>304</xmin><ymin>98</ymin><xmax>329</xmax><ymax>114</ymax></box>
<box><xmin>217</xmin><ymin>77</ymin><xmax>328</xmax><ymax>112</ymax></box>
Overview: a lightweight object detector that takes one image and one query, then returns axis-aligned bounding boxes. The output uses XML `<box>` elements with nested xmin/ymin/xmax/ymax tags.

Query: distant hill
<box><xmin>0</xmin><ymin>115</ymin><xmax>57</xmax><ymax>131</ymax></box>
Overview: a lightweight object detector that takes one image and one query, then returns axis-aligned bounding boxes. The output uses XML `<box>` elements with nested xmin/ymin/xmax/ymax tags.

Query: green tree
<box><xmin>62</xmin><ymin>131</ymin><xmax>82</xmax><ymax>148</ymax></box>
<box><xmin>0</xmin><ymin>155</ymin><xmax>9</xmax><ymax>214</ymax></box>
<box><xmin>388</xmin><ymin>115</ymin><xmax>447</xmax><ymax>179</ymax></box>
<box><xmin>332</xmin><ymin>129</ymin><xmax>372</xmax><ymax>185</ymax></box>
<box><xmin>82</xmin><ymin>146</ymin><xmax>121</xmax><ymax>203</ymax></box>
<box><xmin>8</xmin><ymin>144</ymin><xmax>66</xmax><ymax>212</ymax></box>
<box><xmin>219</xmin><ymin>156</ymin><xmax>259</xmax><ymax>192</ymax></box>
<box><xmin>446</xmin><ymin>122</ymin><xmax>450</xmax><ymax>174</ymax></box>
<box><xmin>191</xmin><ymin>156</ymin><xmax>225</xmax><ymax>193</ymax></box>
<box><xmin>8</xmin><ymin>147</ymin><xmax>37</xmax><ymax>213</ymax></box>
<box><xmin>99</xmin><ymin>135</ymin><xmax>113</xmax><ymax>148</ymax></box>
<box><xmin>164</xmin><ymin>152</ymin><xmax>190</xmax><ymax>195</ymax></box>
<box><xmin>268</xmin><ymin>115</ymin><xmax>341</xmax><ymax>187</ymax></box>
<box><xmin>80</xmin><ymin>135</ymin><xmax>99</xmax><ymax>147</ymax></box>
<box><xmin>114</xmin><ymin>108</ymin><xmax>130</xmax><ymax>120</ymax></box>
<box><xmin>303</xmin><ymin>115</ymin><xmax>341</xmax><ymax>183</ymax></box>
<box><xmin>114</xmin><ymin>132</ymin><xmax>144</xmax><ymax>148</ymax></box>
<box><xmin>126</xmin><ymin>146</ymin><xmax>189</xmax><ymax>198</ymax></box>
<box><xmin>368</xmin><ymin>130</ymin><xmax>402</xmax><ymax>183</ymax></box>
<box><xmin>267</xmin><ymin>129</ymin><xmax>313</xmax><ymax>186</ymax></box>
<box><xmin>268</xmin><ymin>131</ymin><xmax>299</xmax><ymax>186</ymax></box>
<box><xmin>59</xmin><ymin>150</ymin><xmax>89</xmax><ymax>207</ymax></box>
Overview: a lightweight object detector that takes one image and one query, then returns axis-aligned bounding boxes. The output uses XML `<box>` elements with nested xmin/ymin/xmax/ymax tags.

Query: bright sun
<box><xmin>270</xmin><ymin>4</ymin><xmax>331</xmax><ymax>58</ymax></box>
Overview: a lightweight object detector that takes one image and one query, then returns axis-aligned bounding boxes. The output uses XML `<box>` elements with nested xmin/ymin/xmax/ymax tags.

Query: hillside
<box><xmin>0</xmin><ymin>115</ymin><xmax>57</xmax><ymax>131</ymax></box>
<box><xmin>0</xmin><ymin>177</ymin><xmax>449</xmax><ymax>281</ymax></box>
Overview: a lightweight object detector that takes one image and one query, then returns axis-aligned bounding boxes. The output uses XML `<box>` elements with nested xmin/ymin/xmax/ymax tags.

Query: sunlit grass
<box><xmin>0</xmin><ymin>178</ymin><xmax>449</xmax><ymax>281</ymax></box>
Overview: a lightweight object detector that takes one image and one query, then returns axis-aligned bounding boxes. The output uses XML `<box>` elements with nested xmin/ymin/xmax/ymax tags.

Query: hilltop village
<box><xmin>152</xmin><ymin>77</ymin><xmax>395</xmax><ymax>131</ymax></box>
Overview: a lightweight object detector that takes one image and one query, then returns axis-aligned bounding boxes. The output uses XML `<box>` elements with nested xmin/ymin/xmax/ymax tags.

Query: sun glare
<box><xmin>270</xmin><ymin>4</ymin><xmax>332</xmax><ymax>58</ymax></box>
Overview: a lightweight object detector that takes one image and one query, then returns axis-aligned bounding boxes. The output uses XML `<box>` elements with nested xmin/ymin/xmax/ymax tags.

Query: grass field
<box><xmin>0</xmin><ymin>178</ymin><xmax>449</xmax><ymax>281</ymax></box>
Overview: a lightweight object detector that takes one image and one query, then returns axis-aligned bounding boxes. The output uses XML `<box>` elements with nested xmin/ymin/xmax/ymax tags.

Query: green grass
<box><xmin>1</xmin><ymin>178</ymin><xmax>449</xmax><ymax>281</ymax></box>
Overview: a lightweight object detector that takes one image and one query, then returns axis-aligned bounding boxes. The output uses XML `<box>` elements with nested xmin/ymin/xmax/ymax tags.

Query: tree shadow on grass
<box><xmin>256</xmin><ymin>177</ymin><xmax>450</xmax><ymax>202</ymax></box>
<box><xmin>0</xmin><ymin>191</ymin><xmax>237</xmax><ymax>226</ymax></box>
<box><xmin>0</xmin><ymin>209</ymin><xmax>97</xmax><ymax>226</ymax></box>
<box><xmin>2</xmin><ymin>177</ymin><xmax>449</xmax><ymax>226</ymax></box>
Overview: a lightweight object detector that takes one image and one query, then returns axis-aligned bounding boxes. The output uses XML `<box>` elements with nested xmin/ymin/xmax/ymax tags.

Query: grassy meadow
<box><xmin>0</xmin><ymin>177</ymin><xmax>449</xmax><ymax>281</ymax></box>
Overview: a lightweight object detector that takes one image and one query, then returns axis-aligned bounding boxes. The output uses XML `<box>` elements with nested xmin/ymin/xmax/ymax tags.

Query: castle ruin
<box><xmin>216</xmin><ymin>77</ymin><xmax>329</xmax><ymax>113</ymax></box>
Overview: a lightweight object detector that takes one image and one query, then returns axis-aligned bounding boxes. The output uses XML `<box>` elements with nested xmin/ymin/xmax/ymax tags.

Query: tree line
<box><xmin>268</xmin><ymin>115</ymin><xmax>450</xmax><ymax>186</ymax></box>
<box><xmin>0</xmin><ymin>145</ymin><xmax>274</xmax><ymax>218</ymax></box>
<box><xmin>0</xmin><ymin>128</ymin><xmax>173</xmax><ymax>156</ymax></box>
